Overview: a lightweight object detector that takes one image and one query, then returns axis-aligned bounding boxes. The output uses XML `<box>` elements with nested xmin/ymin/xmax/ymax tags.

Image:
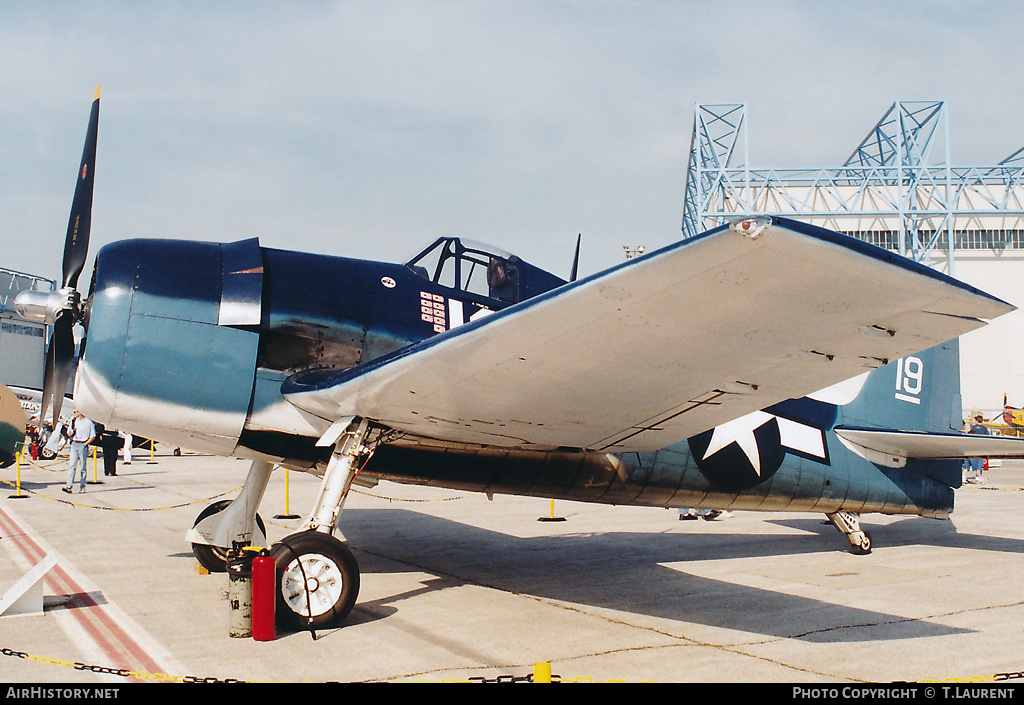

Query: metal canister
<box><xmin>226</xmin><ymin>546</ymin><xmax>253</xmax><ymax>638</ymax></box>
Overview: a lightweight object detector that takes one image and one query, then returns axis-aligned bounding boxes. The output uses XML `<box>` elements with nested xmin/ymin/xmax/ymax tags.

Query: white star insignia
<box><xmin>701</xmin><ymin>410</ymin><xmax>774</xmax><ymax>475</ymax></box>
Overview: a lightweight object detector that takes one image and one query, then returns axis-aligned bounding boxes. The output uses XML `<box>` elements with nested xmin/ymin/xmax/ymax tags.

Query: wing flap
<box><xmin>285</xmin><ymin>217</ymin><xmax>1014</xmax><ymax>452</ymax></box>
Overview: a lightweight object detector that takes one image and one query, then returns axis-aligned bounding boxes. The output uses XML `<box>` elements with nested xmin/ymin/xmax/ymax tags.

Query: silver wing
<box><xmin>284</xmin><ymin>217</ymin><xmax>1014</xmax><ymax>453</ymax></box>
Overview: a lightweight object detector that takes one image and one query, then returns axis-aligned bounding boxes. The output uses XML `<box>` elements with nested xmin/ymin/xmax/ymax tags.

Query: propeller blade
<box><xmin>61</xmin><ymin>85</ymin><xmax>100</xmax><ymax>290</ymax></box>
<box><xmin>41</xmin><ymin>312</ymin><xmax>76</xmax><ymax>424</ymax></box>
<box><xmin>40</xmin><ymin>332</ymin><xmax>56</xmax><ymax>426</ymax></box>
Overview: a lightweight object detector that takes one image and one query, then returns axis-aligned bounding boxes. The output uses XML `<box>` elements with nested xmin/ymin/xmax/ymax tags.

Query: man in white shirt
<box><xmin>63</xmin><ymin>410</ymin><xmax>96</xmax><ymax>494</ymax></box>
<box><xmin>121</xmin><ymin>431</ymin><xmax>133</xmax><ymax>465</ymax></box>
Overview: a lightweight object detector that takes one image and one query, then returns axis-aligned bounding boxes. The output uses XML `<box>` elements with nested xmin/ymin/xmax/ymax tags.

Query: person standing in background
<box><xmin>121</xmin><ymin>431</ymin><xmax>133</xmax><ymax>465</ymax></box>
<box><xmin>964</xmin><ymin>412</ymin><xmax>991</xmax><ymax>484</ymax></box>
<box><xmin>63</xmin><ymin>410</ymin><xmax>96</xmax><ymax>494</ymax></box>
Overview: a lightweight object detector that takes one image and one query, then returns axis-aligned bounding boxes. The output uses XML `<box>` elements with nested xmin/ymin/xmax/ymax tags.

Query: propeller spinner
<box><xmin>14</xmin><ymin>86</ymin><xmax>100</xmax><ymax>425</ymax></box>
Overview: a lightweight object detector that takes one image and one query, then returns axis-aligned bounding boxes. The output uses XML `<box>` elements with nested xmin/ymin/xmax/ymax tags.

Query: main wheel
<box><xmin>270</xmin><ymin>531</ymin><xmax>360</xmax><ymax>631</ymax></box>
<box><xmin>190</xmin><ymin>499</ymin><xmax>267</xmax><ymax>573</ymax></box>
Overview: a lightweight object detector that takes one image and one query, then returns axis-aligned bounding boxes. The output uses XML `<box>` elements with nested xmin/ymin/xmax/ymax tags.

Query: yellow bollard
<box><xmin>273</xmin><ymin>468</ymin><xmax>300</xmax><ymax>520</ymax></box>
<box><xmin>538</xmin><ymin>499</ymin><xmax>565</xmax><ymax>522</ymax></box>
<box><xmin>534</xmin><ymin>662</ymin><xmax>552</xmax><ymax>683</ymax></box>
<box><xmin>89</xmin><ymin>445</ymin><xmax>104</xmax><ymax>485</ymax></box>
<box><xmin>9</xmin><ymin>451</ymin><xmax>28</xmax><ymax>499</ymax></box>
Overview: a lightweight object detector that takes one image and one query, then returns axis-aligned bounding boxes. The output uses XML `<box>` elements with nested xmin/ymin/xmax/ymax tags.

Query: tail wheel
<box><xmin>190</xmin><ymin>499</ymin><xmax>267</xmax><ymax>573</ymax></box>
<box><xmin>850</xmin><ymin>530</ymin><xmax>873</xmax><ymax>555</ymax></box>
<box><xmin>270</xmin><ymin>531</ymin><xmax>360</xmax><ymax>630</ymax></box>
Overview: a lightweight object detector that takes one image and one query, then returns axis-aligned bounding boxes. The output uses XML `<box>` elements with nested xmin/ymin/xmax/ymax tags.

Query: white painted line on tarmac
<box><xmin>0</xmin><ymin>501</ymin><xmax>188</xmax><ymax>682</ymax></box>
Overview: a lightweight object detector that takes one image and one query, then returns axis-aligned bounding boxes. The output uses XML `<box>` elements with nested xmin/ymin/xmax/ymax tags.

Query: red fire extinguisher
<box><xmin>251</xmin><ymin>552</ymin><xmax>276</xmax><ymax>642</ymax></box>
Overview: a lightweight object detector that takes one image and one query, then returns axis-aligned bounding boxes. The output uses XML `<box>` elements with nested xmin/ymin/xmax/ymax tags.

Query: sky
<box><xmin>2</xmin><ymin>0</ymin><xmax>1023</xmax><ymax>283</ymax></box>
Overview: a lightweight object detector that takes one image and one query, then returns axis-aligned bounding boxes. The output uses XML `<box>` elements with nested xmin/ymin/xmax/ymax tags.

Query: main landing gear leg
<box><xmin>269</xmin><ymin>417</ymin><xmax>373</xmax><ymax>631</ymax></box>
<box><xmin>827</xmin><ymin>510</ymin><xmax>873</xmax><ymax>555</ymax></box>
<box><xmin>189</xmin><ymin>460</ymin><xmax>273</xmax><ymax>572</ymax></box>
<box><xmin>303</xmin><ymin>417</ymin><xmax>371</xmax><ymax>536</ymax></box>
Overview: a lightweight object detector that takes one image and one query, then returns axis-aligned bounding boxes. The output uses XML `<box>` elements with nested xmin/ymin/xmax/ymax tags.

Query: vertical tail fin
<box><xmin>834</xmin><ymin>340</ymin><xmax>965</xmax><ymax>491</ymax></box>
<box><xmin>838</xmin><ymin>340</ymin><xmax>963</xmax><ymax>435</ymax></box>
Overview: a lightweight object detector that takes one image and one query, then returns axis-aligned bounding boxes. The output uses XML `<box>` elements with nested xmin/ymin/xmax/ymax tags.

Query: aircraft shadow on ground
<box><xmin>336</xmin><ymin>508</ymin><xmax>1006</xmax><ymax>643</ymax></box>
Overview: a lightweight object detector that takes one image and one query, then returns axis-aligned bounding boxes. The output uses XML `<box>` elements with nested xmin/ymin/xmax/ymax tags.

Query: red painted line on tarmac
<box><xmin>0</xmin><ymin>504</ymin><xmax>167</xmax><ymax>680</ymax></box>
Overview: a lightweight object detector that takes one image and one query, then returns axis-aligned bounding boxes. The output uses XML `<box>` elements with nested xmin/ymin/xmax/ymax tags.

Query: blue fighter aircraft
<box><xmin>16</xmin><ymin>90</ymin><xmax>1024</xmax><ymax>631</ymax></box>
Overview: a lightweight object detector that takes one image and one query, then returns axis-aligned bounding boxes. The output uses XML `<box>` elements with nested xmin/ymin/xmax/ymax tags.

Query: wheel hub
<box><xmin>281</xmin><ymin>553</ymin><xmax>344</xmax><ymax>618</ymax></box>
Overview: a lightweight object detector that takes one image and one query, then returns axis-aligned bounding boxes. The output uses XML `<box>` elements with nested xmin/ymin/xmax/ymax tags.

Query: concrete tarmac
<box><xmin>1</xmin><ymin>446</ymin><xmax>1023</xmax><ymax>684</ymax></box>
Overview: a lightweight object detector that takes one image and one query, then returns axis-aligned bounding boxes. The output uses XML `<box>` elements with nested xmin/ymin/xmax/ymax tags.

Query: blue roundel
<box><xmin>688</xmin><ymin>418</ymin><xmax>786</xmax><ymax>492</ymax></box>
<box><xmin>687</xmin><ymin>397</ymin><xmax>839</xmax><ymax>492</ymax></box>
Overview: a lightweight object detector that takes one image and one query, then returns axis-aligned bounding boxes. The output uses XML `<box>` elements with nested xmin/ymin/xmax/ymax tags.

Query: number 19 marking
<box><xmin>895</xmin><ymin>356</ymin><xmax>923</xmax><ymax>405</ymax></box>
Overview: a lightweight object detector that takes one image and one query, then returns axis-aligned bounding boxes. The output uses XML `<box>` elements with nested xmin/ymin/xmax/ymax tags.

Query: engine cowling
<box><xmin>75</xmin><ymin>238</ymin><xmax>266</xmax><ymax>456</ymax></box>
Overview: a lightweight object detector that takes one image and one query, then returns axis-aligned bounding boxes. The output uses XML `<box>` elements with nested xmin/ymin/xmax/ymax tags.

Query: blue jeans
<box><xmin>67</xmin><ymin>442</ymin><xmax>89</xmax><ymax>490</ymax></box>
<box><xmin>964</xmin><ymin>458</ymin><xmax>984</xmax><ymax>473</ymax></box>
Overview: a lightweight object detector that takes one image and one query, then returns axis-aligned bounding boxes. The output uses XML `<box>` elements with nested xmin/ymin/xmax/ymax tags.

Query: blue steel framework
<box><xmin>682</xmin><ymin>101</ymin><xmax>1024</xmax><ymax>275</ymax></box>
<box><xmin>0</xmin><ymin>267</ymin><xmax>54</xmax><ymax>315</ymax></box>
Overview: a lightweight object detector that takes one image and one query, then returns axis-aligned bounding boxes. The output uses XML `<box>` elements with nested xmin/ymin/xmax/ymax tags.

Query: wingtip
<box><xmin>729</xmin><ymin>216</ymin><xmax>772</xmax><ymax>240</ymax></box>
<box><xmin>94</xmin><ymin>84</ymin><xmax>101</xmax><ymax>101</ymax></box>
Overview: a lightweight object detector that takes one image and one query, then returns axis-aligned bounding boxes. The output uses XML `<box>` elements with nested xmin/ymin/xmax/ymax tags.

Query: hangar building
<box><xmin>0</xmin><ymin>268</ymin><xmax>53</xmax><ymax>390</ymax></box>
<box><xmin>682</xmin><ymin>101</ymin><xmax>1024</xmax><ymax>420</ymax></box>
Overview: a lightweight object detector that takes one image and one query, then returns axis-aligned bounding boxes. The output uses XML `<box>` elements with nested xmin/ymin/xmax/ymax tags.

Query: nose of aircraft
<box><xmin>75</xmin><ymin>238</ymin><xmax>261</xmax><ymax>455</ymax></box>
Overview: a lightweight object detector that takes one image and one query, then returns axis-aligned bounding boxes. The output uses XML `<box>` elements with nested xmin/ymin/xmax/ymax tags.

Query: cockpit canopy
<box><xmin>406</xmin><ymin>237</ymin><xmax>567</xmax><ymax>309</ymax></box>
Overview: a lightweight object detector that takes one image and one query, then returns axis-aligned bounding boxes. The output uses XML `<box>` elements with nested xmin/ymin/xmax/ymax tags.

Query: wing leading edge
<box><xmin>284</xmin><ymin>217</ymin><xmax>1014</xmax><ymax>453</ymax></box>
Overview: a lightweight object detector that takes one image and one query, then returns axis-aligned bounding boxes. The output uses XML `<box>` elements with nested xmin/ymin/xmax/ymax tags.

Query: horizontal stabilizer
<box><xmin>836</xmin><ymin>427</ymin><xmax>1024</xmax><ymax>461</ymax></box>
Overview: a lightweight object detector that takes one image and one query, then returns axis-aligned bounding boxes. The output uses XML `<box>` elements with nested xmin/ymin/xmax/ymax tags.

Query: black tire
<box><xmin>270</xmin><ymin>531</ymin><xmax>359</xmax><ymax>631</ymax></box>
<box><xmin>190</xmin><ymin>499</ymin><xmax>267</xmax><ymax>573</ymax></box>
<box><xmin>40</xmin><ymin>448</ymin><xmax>57</xmax><ymax>460</ymax></box>
<box><xmin>850</xmin><ymin>530</ymin><xmax>873</xmax><ymax>555</ymax></box>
